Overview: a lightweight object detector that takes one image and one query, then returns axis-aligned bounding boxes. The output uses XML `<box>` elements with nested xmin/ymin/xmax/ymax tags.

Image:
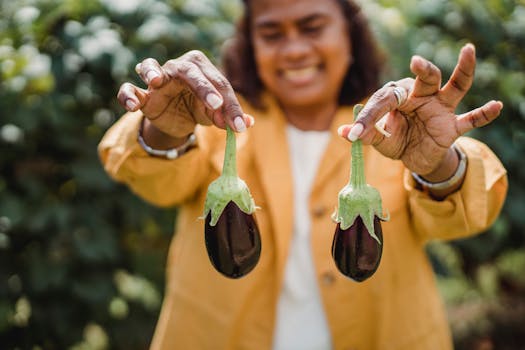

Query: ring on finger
<box><xmin>392</xmin><ymin>86</ymin><xmax>407</xmax><ymax>107</ymax></box>
<box><xmin>383</xmin><ymin>81</ymin><xmax>408</xmax><ymax>107</ymax></box>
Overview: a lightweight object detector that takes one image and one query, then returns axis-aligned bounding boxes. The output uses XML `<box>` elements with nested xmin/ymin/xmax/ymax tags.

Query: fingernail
<box><xmin>337</xmin><ymin>125</ymin><xmax>347</xmax><ymax>137</ymax></box>
<box><xmin>206</xmin><ymin>93</ymin><xmax>223</xmax><ymax>110</ymax></box>
<box><xmin>246</xmin><ymin>114</ymin><xmax>255</xmax><ymax>128</ymax></box>
<box><xmin>234</xmin><ymin>116</ymin><xmax>246</xmax><ymax>132</ymax></box>
<box><xmin>348</xmin><ymin>123</ymin><xmax>364</xmax><ymax>142</ymax></box>
<box><xmin>146</xmin><ymin>70</ymin><xmax>159</xmax><ymax>83</ymax></box>
<box><xmin>126</xmin><ymin>99</ymin><xmax>137</xmax><ymax>111</ymax></box>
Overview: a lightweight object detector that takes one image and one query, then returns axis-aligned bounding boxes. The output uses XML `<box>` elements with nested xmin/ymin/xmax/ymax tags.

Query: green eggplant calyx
<box><xmin>202</xmin><ymin>125</ymin><xmax>257</xmax><ymax>226</ymax></box>
<box><xmin>332</xmin><ymin>185</ymin><xmax>389</xmax><ymax>244</ymax></box>
<box><xmin>203</xmin><ymin>176</ymin><xmax>256</xmax><ymax>226</ymax></box>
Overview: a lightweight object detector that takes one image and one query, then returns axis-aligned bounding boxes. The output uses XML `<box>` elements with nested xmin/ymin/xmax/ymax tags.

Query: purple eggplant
<box><xmin>332</xmin><ymin>216</ymin><xmax>383</xmax><ymax>282</ymax></box>
<box><xmin>202</xmin><ymin>126</ymin><xmax>261</xmax><ymax>278</ymax></box>
<box><xmin>205</xmin><ymin>201</ymin><xmax>261</xmax><ymax>278</ymax></box>
<box><xmin>332</xmin><ymin>104</ymin><xmax>389</xmax><ymax>282</ymax></box>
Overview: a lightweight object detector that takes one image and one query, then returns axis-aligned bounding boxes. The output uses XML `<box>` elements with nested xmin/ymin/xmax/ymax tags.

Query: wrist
<box><xmin>138</xmin><ymin>118</ymin><xmax>197</xmax><ymax>159</ymax></box>
<box><xmin>420</xmin><ymin>146</ymin><xmax>460</xmax><ymax>183</ymax></box>
<box><xmin>412</xmin><ymin>144</ymin><xmax>468</xmax><ymax>200</ymax></box>
<box><xmin>142</xmin><ymin>117</ymin><xmax>194</xmax><ymax>149</ymax></box>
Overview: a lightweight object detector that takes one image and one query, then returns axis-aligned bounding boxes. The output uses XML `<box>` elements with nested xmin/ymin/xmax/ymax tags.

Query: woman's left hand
<box><xmin>338</xmin><ymin>44</ymin><xmax>503</xmax><ymax>180</ymax></box>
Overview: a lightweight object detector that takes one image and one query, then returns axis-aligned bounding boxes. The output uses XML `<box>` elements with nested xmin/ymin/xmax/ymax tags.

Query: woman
<box><xmin>99</xmin><ymin>0</ymin><xmax>508</xmax><ymax>349</ymax></box>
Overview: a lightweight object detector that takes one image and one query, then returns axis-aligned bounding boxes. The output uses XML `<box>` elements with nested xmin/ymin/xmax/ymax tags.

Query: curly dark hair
<box><xmin>222</xmin><ymin>0</ymin><xmax>385</xmax><ymax>109</ymax></box>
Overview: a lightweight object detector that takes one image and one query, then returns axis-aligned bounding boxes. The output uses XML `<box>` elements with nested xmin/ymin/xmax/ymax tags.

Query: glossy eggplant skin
<box><xmin>331</xmin><ymin>215</ymin><xmax>383</xmax><ymax>282</ymax></box>
<box><xmin>205</xmin><ymin>201</ymin><xmax>261</xmax><ymax>279</ymax></box>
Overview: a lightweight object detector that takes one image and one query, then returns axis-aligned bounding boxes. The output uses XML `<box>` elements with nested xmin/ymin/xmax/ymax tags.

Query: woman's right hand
<box><xmin>117</xmin><ymin>50</ymin><xmax>253</xmax><ymax>140</ymax></box>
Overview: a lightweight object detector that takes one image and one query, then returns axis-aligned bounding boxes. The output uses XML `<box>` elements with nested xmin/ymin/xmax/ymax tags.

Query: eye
<box><xmin>301</xmin><ymin>21</ymin><xmax>325</xmax><ymax>37</ymax></box>
<box><xmin>302</xmin><ymin>24</ymin><xmax>323</xmax><ymax>37</ymax></box>
<box><xmin>260</xmin><ymin>31</ymin><xmax>283</xmax><ymax>42</ymax></box>
<box><xmin>299</xmin><ymin>16</ymin><xmax>327</xmax><ymax>37</ymax></box>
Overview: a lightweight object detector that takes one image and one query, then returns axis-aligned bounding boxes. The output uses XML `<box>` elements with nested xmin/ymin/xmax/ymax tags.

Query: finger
<box><xmin>209</xmin><ymin>110</ymin><xmax>253</xmax><ymax>133</ymax></box>
<box><xmin>135</xmin><ymin>58</ymin><xmax>167</xmax><ymax>88</ymax></box>
<box><xmin>410</xmin><ymin>55</ymin><xmax>442</xmax><ymax>97</ymax></box>
<box><xmin>164</xmin><ymin>56</ymin><xmax>246</xmax><ymax>132</ymax></box>
<box><xmin>374</xmin><ymin>114</ymin><xmax>392</xmax><ymax>138</ymax></box>
<box><xmin>338</xmin><ymin>123</ymin><xmax>354</xmax><ymax>141</ymax></box>
<box><xmin>195</xmin><ymin>102</ymin><xmax>254</xmax><ymax>130</ymax></box>
<box><xmin>456</xmin><ymin>100</ymin><xmax>503</xmax><ymax>135</ymax></box>
<box><xmin>338</xmin><ymin>122</ymin><xmax>385</xmax><ymax>145</ymax></box>
<box><xmin>182</xmin><ymin>50</ymin><xmax>247</xmax><ymax>132</ymax></box>
<box><xmin>244</xmin><ymin>114</ymin><xmax>255</xmax><ymax>128</ymax></box>
<box><xmin>346</xmin><ymin>81</ymin><xmax>410</xmax><ymax>142</ymax></box>
<box><xmin>441</xmin><ymin>43</ymin><xmax>476</xmax><ymax>107</ymax></box>
<box><xmin>117</xmin><ymin>82</ymin><xmax>148</xmax><ymax>112</ymax></box>
<box><xmin>163</xmin><ymin>59</ymin><xmax>224</xmax><ymax>110</ymax></box>
<box><xmin>339</xmin><ymin>114</ymin><xmax>393</xmax><ymax>141</ymax></box>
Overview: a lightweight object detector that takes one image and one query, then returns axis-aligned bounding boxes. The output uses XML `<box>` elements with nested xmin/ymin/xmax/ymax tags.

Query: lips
<box><xmin>281</xmin><ymin>66</ymin><xmax>320</xmax><ymax>85</ymax></box>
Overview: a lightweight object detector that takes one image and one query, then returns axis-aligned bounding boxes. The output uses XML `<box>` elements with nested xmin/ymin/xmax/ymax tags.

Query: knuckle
<box><xmin>118</xmin><ymin>83</ymin><xmax>133</xmax><ymax>97</ymax></box>
<box><xmin>214</xmin><ymin>76</ymin><xmax>232</xmax><ymax>90</ymax></box>
<box><xmin>469</xmin><ymin>116</ymin><xmax>478</xmax><ymax>129</ymax></box>
<box><xmin>358</xmin><ymin>103</ymin><xmax>385</xmax><ymax>126</ymax></box>
<box><xmin>224</xmin><ymin>101</ymin><xmax>242</xmax><ymax>117</ymax></box>
<box><xmin>374</xmin><ymin>88</ymin><xmax>390</xmax><ymax>102</ymax></box>
<box><xmin>164</xmin><ymin>58</ymin><xmax>177</xmax><ymax>67</ymax></box>
<box><xmin>176</xmin><ymin>61</ymin><xmax>195</xmax><ymax>74</ymax></box>
<box><xmin>480</xmin><ymin>108</ymin><xmax>490</xmax><ymax>123</ymax></box>
<box><xmin>451</xmin><ymin>79</ymin><xmax>467</xmax><ymax>92</ymax></box>
<box><xmin>163</xmin><ymin>59</ymin><xmax>181</xmax><ymax>75</ymax></box>
<box><xmin>120</xmin><ymin>82</ymin><xmax>134</xmax><ymax>91</ymax></box>
<box><xmin>194</xmin><ymin>79</ymin><xmax>212</xmax><ymax>94</ymax></box>
<box><xmin>186</xmin><ymin>50</ymin><xmax>207</xmax><ymax>63</ymax></box>
<box><xmin>139</xmin><ymin>58</ymin><xmax>160</xmax><ymax>74</ymax></box>
<box><xmin>142</xmin><ymin>57</ymin><xmax>159</xmax><ymax>66</ymax></box>
<box><xmin>426</xmin><ymin>60</ymin><xmax>437</xmax><ymax>72</ymax></box>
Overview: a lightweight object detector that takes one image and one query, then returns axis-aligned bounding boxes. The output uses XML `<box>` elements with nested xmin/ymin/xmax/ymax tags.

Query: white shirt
<box><xmin>272</xmin><ymin>124</ymin><xmax>332</xmax><ymax>350</ymax></box>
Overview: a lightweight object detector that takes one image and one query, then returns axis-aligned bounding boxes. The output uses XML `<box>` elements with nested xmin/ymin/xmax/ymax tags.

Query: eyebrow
<box><xmin>254</xmin><ymin>13</ymin><xmax>329</xmax><ymax>30</ymax></box>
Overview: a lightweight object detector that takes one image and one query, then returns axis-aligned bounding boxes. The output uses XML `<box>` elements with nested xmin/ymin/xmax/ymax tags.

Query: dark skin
<box><xmin>117</xmin><ymin>0</ymin><xmax>503</xmax><ymax>198</ymax></box>
<box><xmin>250</xmin><ymin>0</ymin><xmax>351</xmax><ymax>131</ymax></box>
<box><xmin>338</xmin><ymin>44</ymin><xmax>503</xmax><ymax>184</ymax></box>
<box><xmin>118</xmin><ymin>49</ymin><xmax>254</xmax><ymax>149</ymax></box>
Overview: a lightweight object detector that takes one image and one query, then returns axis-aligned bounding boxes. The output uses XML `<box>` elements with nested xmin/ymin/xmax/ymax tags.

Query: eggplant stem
<box><xmin>350</xmin><ymin>139</ymin><xmax>366</xmax><ymax>188</ymax></box>
<box><xmin>223</xmin><ymin>126</ymin><xmax>237</xmax><ymax>177</ymax></box>
<box><xmin>350</xmin><ymin>105</ymin><xmax>366</xmax><ymax>189</ymax></box>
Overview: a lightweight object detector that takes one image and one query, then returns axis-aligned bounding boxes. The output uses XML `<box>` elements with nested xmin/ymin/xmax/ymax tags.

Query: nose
<box><xmin>280</xmin><ymin>33</ymin><xmax>311</xmax><ymax>60</ymax></box>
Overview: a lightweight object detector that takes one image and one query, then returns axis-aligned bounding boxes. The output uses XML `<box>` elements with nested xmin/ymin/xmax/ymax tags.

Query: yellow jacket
<box><xmin>99</xmin><ymin>95</ymin><xmax>507</xmax><ymax>350</ymax></box>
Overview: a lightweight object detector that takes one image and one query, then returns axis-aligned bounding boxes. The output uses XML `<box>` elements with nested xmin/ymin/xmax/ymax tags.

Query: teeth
<box><xmin>283</xmin><ymin>66</ymin><xmax>317</xmax><ymax>81</ymax></box>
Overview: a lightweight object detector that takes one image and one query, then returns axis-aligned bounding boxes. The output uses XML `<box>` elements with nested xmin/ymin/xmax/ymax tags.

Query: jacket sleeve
<box><xmin>404</xmin><ymin>136</ymin><xmax>508</xmax><ymax>242</ymax></box>
<box><xmin>98</xmin><ymin>111</ymin><xmax>216</xmax><ymax>207</ymax></box>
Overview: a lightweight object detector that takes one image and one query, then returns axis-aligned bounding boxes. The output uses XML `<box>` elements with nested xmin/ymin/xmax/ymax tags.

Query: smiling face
<box><xmin>250</xmin><ymin>0</ymin><xmax>352</xmax><ymax>110</ymax></box>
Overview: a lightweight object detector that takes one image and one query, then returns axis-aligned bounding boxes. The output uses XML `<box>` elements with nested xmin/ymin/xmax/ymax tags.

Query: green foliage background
<box><xmin>0</xmin><ymin>0</ymin><xmax>523</xmax><ymax>349</ymax></box>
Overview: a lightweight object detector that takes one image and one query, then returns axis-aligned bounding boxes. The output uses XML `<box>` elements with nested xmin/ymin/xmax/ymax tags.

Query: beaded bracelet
<box><xmin>137</xmin><ymin>120</ymin><xmax>197</xmax><ymax>160</ymax></box>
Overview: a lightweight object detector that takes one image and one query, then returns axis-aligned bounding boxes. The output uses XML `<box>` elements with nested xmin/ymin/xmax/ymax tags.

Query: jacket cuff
<box><xmin>403</xmin><ymin>137</ymin><xmax>507</xmax><ymax>240</ymax></box>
